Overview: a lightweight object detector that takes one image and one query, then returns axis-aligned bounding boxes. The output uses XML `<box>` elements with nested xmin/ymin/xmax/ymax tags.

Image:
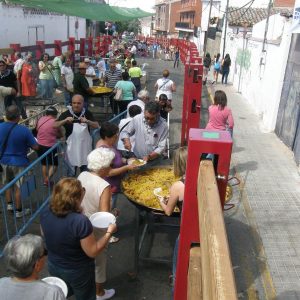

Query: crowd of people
<box><xmin>0</xmin><ymin>37</ymin><xmax>235</xmax><ymax>299</ymax></box>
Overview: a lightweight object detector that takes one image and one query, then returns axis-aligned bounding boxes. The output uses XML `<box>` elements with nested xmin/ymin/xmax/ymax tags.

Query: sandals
<box><xmin>109</xmin><ymin>236</ymin><xmax>119</xmax><ymax>243</ymax></box>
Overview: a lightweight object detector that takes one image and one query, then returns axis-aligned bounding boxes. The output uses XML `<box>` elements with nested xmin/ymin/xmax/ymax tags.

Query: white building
<box><xmin>223</xmin><ymin>7</ymin><xmax>293</xmax><ymax>132</ymax></box>
<box><xmin>0</xmin><ymin>3</ymin><xmax>86</xmax><ymax>54</ymax></box>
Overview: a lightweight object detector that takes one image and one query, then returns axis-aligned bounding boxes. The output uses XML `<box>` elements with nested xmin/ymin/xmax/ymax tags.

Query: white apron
<box><xmin>66</xmin><ymin>123</ymin><xmax>92</xmax><ymax>167</ymax></box>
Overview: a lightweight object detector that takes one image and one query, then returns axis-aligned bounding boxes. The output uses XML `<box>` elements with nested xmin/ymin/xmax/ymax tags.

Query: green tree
<box><xmin>115</xmin><ymin>19</ymin><xmax>141</xmax><ymax>34</ymax></box>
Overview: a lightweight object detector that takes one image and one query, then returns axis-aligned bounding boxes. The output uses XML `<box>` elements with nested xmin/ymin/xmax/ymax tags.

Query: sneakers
<box><xmin>7</xmin><ymin>203</ymin><xmax>14</xmax><ymax>211</ymax></box>
<box><xmin>96</xmin><ymin>289</ymin><xmax>115</xmax><ymax>300</ymax></box>
<box><xmin>15</xmin><ymin>208</ymin><xmax>31</xmax><ymax>219</ymax></box>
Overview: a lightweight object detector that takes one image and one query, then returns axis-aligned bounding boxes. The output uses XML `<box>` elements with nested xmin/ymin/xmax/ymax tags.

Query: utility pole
<box><xmin>222</xmin><ymin>0</ymin><xmax>229</xmax><ymax>58</ymax></box>
<box><xmin>203</xmin><ymin>0</ymin><xmax>213</xmax><ymax>55</ymax></box>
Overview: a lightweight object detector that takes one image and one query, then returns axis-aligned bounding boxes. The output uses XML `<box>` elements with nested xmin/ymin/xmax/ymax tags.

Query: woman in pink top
<box><xmin>36</xmin><ymin>106</ymin><xmax>63</xmax><ymax>186</ymax></box>
<box><xmin>206</xmin><ymin>90</ymin><xmax>234</xmax><ymax>134</ymax></box>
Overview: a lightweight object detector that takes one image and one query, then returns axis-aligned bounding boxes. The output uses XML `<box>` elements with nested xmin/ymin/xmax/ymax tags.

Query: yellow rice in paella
<box><xmin>122</xmin><ymin>167</ymin><xmax>179</xmax><ymax>210</ymax></box>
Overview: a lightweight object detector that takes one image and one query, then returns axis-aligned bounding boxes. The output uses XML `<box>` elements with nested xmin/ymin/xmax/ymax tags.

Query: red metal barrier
<box><xmin>54</xmin><ymin>40</ymin><xmax>62</xmax><ymax>56</ymax></box>
<box><xmin>180</xmin><ymin>61</ymin><xmax>203</xmax><ymax>145</ymax></box>
<box><xmin>35</xmin><ymin>41</ymin><xmax>45</xmax><ymax>60</ymax></box>
<box><xmin>174</xmin><ymin>128</ymin><xmax>233</xmax><ymax>300</ymax></box>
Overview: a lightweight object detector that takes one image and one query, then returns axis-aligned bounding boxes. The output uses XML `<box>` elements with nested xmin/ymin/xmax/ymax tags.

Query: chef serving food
<box><xmin>120</xmin><ymin>101</ymin><xmax>168</xmax><ymax>163</ymax></box>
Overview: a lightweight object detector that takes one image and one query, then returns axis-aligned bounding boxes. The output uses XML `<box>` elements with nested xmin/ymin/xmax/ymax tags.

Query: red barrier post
<box><xmin>54</xmin><ymin>40</ymin><xmax>62</xmax><ymax>56</ymax></box>
<box><xmin>79</xmin><ymin>38</ymin><xmax>85</xmax><ymax>58</ymax></box>
<box><xmin>35</xmin><ymin>41</ymin><xmax>45</xmax><ymax>60</ymax></box>
<box><xmin>68</xmin><ymin>37</ymin><xmax>75</xmax><ymax>55</ymax></box>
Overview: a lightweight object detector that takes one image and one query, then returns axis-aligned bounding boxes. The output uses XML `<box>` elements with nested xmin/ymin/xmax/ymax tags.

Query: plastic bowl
<box><xmin>42</xmin><ymin>277</ymin><xmax>68</xmax><ymax>297</ymax></box>
<box><xmin>89</xmin><ymin>212</ymin><xmax>116</xmax><ymax>229</ymax></box>
<box><xmin>127</xmin><ymin>158</ymin><xmax>147</xmax><ymax>166</ymax></box>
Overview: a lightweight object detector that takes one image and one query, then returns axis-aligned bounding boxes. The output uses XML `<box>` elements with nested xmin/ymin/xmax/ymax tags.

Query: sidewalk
<box><xmin>208</xmin><ymin>82</ymin><xmax>300</xmax><ymax>299</ymax></box>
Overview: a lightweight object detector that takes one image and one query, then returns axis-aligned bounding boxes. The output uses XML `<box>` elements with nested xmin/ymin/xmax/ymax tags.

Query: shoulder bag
<box><xmin>114</xmin><ymin>87</ymin><xmax>123</xmax><ymax>101</ymax></box>
<box><xmin>159</xmin><ymin>79</ymin><xmax>170</xmax><ymax>90</ymax></box>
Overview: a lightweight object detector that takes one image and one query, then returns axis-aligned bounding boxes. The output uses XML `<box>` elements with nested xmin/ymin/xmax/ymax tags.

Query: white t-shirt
<box><xmin>61</xmin><ymin>65</ymin><xmax>74</xmax><ymax>91</ymax></box>
<box><xmin>78</xmin><ymin>171</ymin><xmax>110</xmax><ymax>218</ymax></box>
<box><xmin>13</xmin><ymin>58</ymin><xmax>24</xmax><ymax>75</ymax></box>
<box><xmin>130</xmin><ymin>45</ymin><xmax>137</xmax><ymax>55</ymax></box>
<box><xmin>96</xmin><ymin>60</ymin><xmax>106</xmax><ymax>78</ymax></box>
<box><xmin>117</xmin><ymin>117</ymin><xmax>134</xmax><ymax>151</ymax></box>
<box><xmin>85</xmin><ymin>66</ymin><xmax>96</xmax><ymax>87</ymax></box>
<box><xmin>126</xmin><ymin>99</ymin><xmax>145</xmax><ymax>118</ymax></box>
<box><xmin>0</xmin><ymin>277</ymin><xmax>66</xmax><ymax>300</ymax></box>
<box><xmin>155</xmin><ymin>78</ymin><xmax>174</xmax><ymax>100</ymax></box>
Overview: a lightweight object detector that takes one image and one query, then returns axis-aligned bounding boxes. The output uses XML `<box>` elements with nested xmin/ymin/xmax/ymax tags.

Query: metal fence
<box><xmin>0</xmin><ymin>111</ymin><xmax>126</xmax><ymax>256</ymax></box>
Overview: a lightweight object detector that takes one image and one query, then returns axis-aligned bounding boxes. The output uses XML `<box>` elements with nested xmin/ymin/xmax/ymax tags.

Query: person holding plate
<box><xmin>156</xmin><ymin>146</ymin><xmax>187</xmax><ymax>290</ymax></box>
<box><xmin>40</xmin><ymin>178</ymin><xmax>116</xmax><ymax>300</ymax></box>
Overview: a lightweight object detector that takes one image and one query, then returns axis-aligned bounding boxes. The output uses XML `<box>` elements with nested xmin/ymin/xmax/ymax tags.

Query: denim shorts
<box><xmin>48</xmin><ymin>260</ymin><xmax>96</xmax><ymax>300</ymax></box>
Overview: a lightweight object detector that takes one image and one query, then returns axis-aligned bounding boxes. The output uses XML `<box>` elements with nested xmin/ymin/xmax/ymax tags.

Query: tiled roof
<box><xmin>228</xmin><ymin>7</ymin><xmax>293</xmax><ymax>27</ymax></box>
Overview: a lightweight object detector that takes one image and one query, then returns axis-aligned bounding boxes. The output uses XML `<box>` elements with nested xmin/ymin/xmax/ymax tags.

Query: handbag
<box><xmin>114</xmin><ymin>88</ymin><xmax>123</xmax><ymax>101</ymax></box>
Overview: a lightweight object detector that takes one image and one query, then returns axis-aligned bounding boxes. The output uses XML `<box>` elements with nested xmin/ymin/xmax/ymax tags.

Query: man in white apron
<box><xmin>54</xmin><ymin>94</ymin><xmax>99</xmax><ymax>174</ymax></box>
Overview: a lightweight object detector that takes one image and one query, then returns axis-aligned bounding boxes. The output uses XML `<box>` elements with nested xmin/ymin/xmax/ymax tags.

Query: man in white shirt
<box><xmin>96</xmin><ymin>55</ymin><xmax>106</xmax><ymax>79</ymax></box>
<box><xmin>126</xmin><ymin>89</ymin><xmax>149</xmax><ymax>118</ymax></box>
<box><xmin>61</xmin><ymin>57</ymin><xmax>74</xmax><ymax>106</ymax></box>
<box><xmin>13</xmin><ymin>52</ymin><xmax>24</xmax><ymax>75</ymax></box>
<box><xmin>130</xmin><ymin>44</ymin><xmax>137</xmax><ymax>58</ymax></box>
<box><xmin>84</xmin><ymin>58</ymin><xmax>96</xmax><ymax>87</ymax></box>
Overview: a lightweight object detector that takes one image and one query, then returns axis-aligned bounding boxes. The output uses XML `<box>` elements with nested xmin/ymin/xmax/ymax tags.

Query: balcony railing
<box><xmin>175</xmin><ymin>22</ymin><xmax>191</xmax><ymax>29</ymax></box>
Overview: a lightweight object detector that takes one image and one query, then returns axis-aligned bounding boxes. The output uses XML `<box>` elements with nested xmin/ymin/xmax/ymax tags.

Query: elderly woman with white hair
<box><xmin>78</xmin><ymin>147</ymin><xmax>116</xmax><ymax>300</ymax></box>
<box><xmin>0</xmin><ymin>234</ymin><xmax>66</xmax><ymax>300</ymax></box>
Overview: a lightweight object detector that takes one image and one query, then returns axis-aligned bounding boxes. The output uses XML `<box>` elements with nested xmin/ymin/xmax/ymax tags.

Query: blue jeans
<box><xmin>64</xmin><ymin>90</ymin><xmax>71</xmax><ymax>106</ymax></box>
<box><xmin>172</xmin><ymin>235</ymin><xmax>179</xmax><ymax>298</ymax></box>
<box><xmin>222</xmin><ymin>70</ymin><xmax>229</xmax><ymax>84</ymax></box>
<box><xmin>40</xmin><ymin>79</ymin><xmax>54</xmax><ymax>99</ymax></box>
<box><xmin>48</xmin><ymin>261</ymin><xmax>96</xmax><ymax>300</ymax></box>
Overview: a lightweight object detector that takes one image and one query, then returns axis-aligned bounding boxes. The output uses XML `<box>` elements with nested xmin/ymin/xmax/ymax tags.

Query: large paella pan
<box><xmin>122</xmin><ymin>166</ymin><xmax>180</xmax><ymax>214</ymax></box>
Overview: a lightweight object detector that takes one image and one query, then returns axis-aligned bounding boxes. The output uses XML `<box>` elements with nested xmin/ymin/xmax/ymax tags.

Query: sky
<box><xmin>108</xmin><ymin>0</ymin><xmax>155</xmax><ymax>12</ymax></box>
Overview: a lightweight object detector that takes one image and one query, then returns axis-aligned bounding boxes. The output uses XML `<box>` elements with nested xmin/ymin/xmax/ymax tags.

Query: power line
<box><xmin>229</xmin><ymin>0</ymin><xmax>256</xmax><ymax>25</ymax></box>
<box><xmin>212</xmin><ymin>0</ymin><xmax>255</xmax><ymax>15</ymax></box>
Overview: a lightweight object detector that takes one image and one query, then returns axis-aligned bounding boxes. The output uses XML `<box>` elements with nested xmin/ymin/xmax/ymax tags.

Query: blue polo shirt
<box><xmin>0</xmin><ymin>122</ymin><xmax>37</xmax><ymax>166</ymax></box>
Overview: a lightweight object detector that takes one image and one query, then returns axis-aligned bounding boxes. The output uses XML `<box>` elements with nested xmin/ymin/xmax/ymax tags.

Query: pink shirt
<box><xmin>206</xmin><ymin>105</ymin><xmax>234</xmax><ymax>131</ymax></box>
<box><xmin>37</xmin><ymin>116</ymin><xmax>59</xmax><ymax>147</ymax></box>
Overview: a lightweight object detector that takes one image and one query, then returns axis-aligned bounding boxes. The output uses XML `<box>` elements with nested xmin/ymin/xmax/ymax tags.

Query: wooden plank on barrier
<box><xmin>187</xmin><ymin>246</ymin><xmax>202</xmax><ymax>300</ymax></box>
<box><xmin>0</xmin><ymin>48</ymin><xmax>14</xmax><ymax>55</ymax></box>
<box><xmin>197</xmin><ymin>160</ymin><xmax>237</xmax><ymax>300</ymax></box>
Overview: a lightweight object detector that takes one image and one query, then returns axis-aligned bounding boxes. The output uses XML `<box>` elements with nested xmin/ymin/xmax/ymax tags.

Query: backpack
<box><xmin>214</xmin><ymin>60</ymin><xmax>220</xmax><ymax>70</ymax></box>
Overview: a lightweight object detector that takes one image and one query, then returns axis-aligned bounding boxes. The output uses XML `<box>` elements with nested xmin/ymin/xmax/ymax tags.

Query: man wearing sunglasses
<box><xmin>120</xmin><ymin>101</ymin><xmax>168</xmax><ymax>162</ymax></box>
